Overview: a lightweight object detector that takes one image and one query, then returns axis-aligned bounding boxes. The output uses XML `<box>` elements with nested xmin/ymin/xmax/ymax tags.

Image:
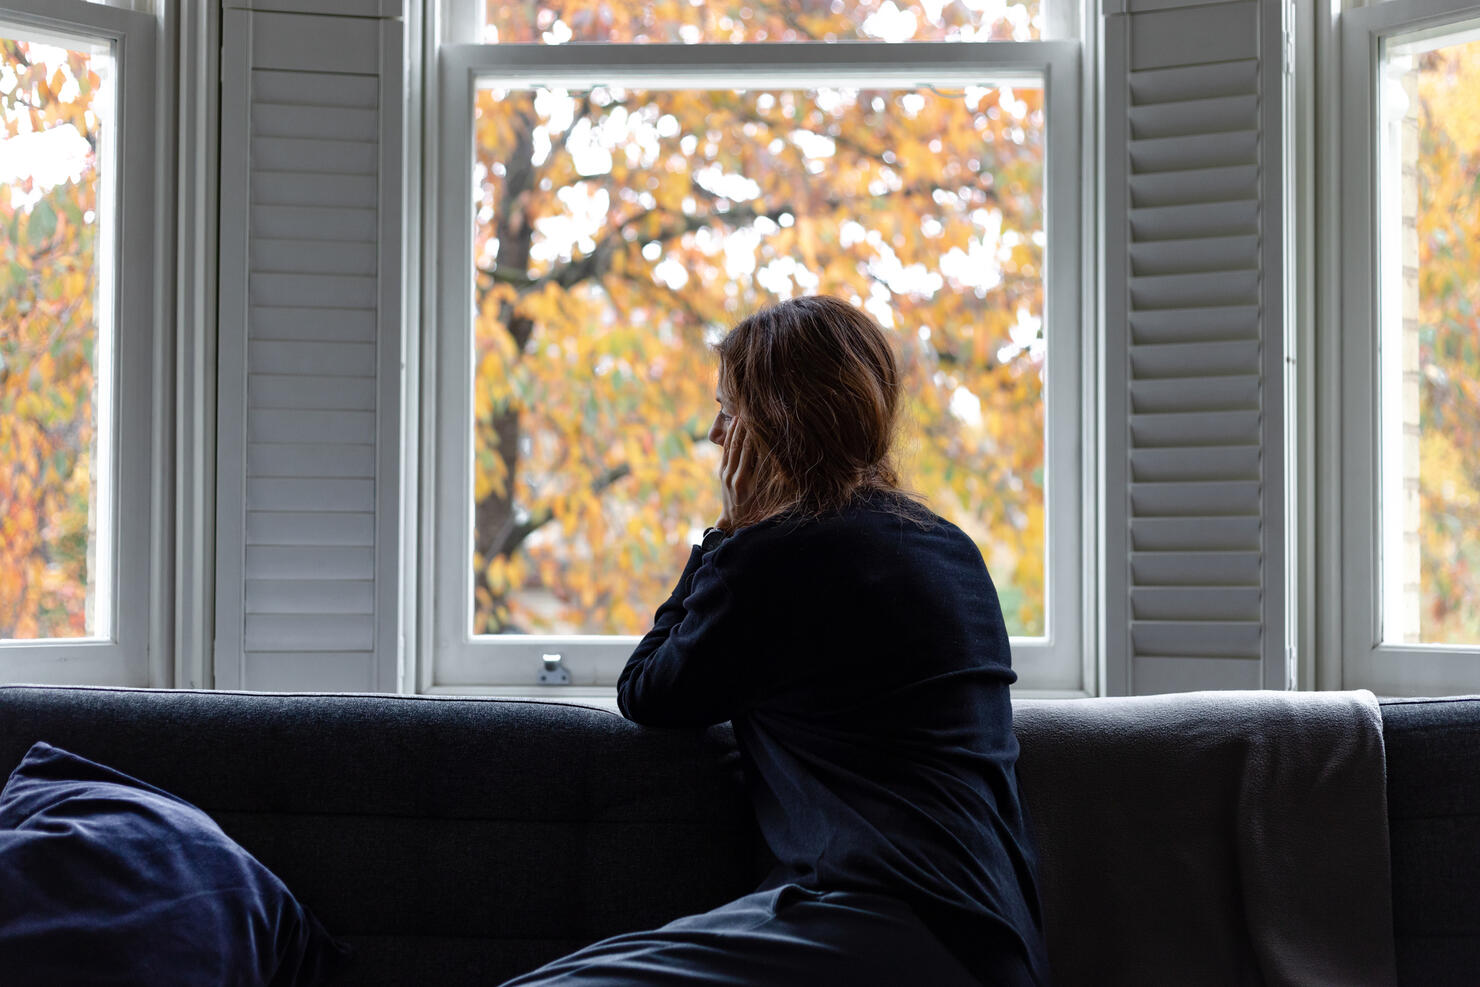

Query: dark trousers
<box><xmin>499</xmin><ymin>883</ymin><xmax>1019</xmax><ymax>986</ymax></box>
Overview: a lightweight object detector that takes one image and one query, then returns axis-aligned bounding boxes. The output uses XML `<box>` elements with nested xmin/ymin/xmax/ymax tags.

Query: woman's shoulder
<box><xmin>726</xmin><ymin>487</ymin><xmax>963</xmax><ymax>558</ymax></box>
<box><xmin>851</xmin><ymin>485</ymin><xmax>944</xmax><ymax>525</ymax></box>
<box><xmin>709</xmin><ymin>490</ymin><xmax>996</xmax><ymax>615</ymax></box>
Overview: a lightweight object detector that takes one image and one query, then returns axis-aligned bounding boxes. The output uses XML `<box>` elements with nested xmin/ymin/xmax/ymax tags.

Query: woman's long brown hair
<box><xmin>715</xmin><ymin>295</ymin><xmax>928</xmax><ymax>528</ymax></box>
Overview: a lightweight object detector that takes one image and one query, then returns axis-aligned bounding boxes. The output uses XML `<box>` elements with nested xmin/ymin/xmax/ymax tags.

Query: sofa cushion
<box><xmin>0</xmin><ymin>741</ymin><xmax>348</xmax><ymax>987</ymax></box>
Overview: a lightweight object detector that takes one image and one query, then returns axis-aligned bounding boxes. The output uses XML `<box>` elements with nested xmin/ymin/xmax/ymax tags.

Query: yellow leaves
<box><xmin>1417</xmin><ymin>428</ymin><xmax>1480</xmax><ymax>641</ymax></box>
<box><xmin>478</xmin><ymin>0</ymin><xmax>1042</xmax><ymax>45</ymax></box>
<box><xmin>483</xmin><ymin>553</ymin><xmax>530</xmax><ymax>596</ymax></box>
<box><xmin>517</xmin><ymin>280</ymin><xmax>572</xmax><ymax>335</ymax></box>
<box><xmin>1</xmin><ymin>42</ymin><xmax>106</xmax><ymax>639</ymax></box>
<box><xmin>1408</xmin><ymin>36</ymin><xmax>1480</xmax><ymax>642</ymax></box>
<box><xmin>473</xmin><ymin>442</ymin><xmax>508</xmax><ymax>501</ymax></box>
<box><xmin>12</xmin><ymin>391</ymin><xmax>40</xmax><ymax>420</ymax></box>
<box><xmin>608</xmin><ymin>600</ymin><xmax>641</xmax><ymax>631</ymax></box>
<box><xmin>460</xmin><ymin>67</ymin><xmax>1050</xmax><ymax>637</ymax></box>
<box><xmin>1416</xmin><ymin>41</ymin><xmax>1480</xmax><ymax>171</ymax></box>
<box><xmin>653</xmin><ymin>170</ymin><xmax>688</xmax><ymax>215</ymax></box>
<box><xmin>895</xmin><ymin>139</ymin><xmax>940</xmax><ymax>186</ymax></box>
<box><xmin>971</xmin><ymin>321</ymin><xmax>993</xmax><ymax>366</ymax></box>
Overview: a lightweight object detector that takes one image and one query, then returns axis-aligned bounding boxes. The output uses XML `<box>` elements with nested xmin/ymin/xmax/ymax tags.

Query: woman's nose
<box><xmin>708</xmin><ymin>414</ymin><xmax>726</xmax><ymax>446</ymax></box>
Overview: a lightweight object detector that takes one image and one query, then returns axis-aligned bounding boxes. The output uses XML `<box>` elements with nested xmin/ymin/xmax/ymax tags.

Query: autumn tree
<box><xmin>0</xmin><ymin>39</ymin><xmax>104</xmax><ymax>639</ymax></box>
<box><xmin>1414</xmin><ymin>39</ymin><xmax>1480</xmax><ymax>642</ymax></box>
<box><xmin>469</xmin><ymin>0</ymin><xmax>1048</xmax><ymax>639</ymax></box>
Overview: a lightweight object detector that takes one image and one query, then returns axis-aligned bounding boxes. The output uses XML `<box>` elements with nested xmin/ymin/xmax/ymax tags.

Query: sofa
<box><xmin>0</xmin><ymin>685</ymin><xmax>1475</xmax><ymax>985</ymax></box>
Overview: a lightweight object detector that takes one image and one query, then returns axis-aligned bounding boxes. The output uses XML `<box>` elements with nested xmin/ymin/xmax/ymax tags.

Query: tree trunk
<box><xmin>471</xmin><ymin>96</ymin><xmax>538</xmax><ymax>633</ymax></box>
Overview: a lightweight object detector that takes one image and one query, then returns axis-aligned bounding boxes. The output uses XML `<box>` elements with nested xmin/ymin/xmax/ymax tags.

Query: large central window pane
<box><xmin>469</xmin><ymin>81</ymin><xmax>1046</xmax><ymax>639</ymax></box>
<box><xmin>1379</xmin><ymin>26</ymin><xmax>1480</xmax><ymax>646</ymax></box>
<box><xmin>0</xmin><ymin>30</ymin><xmax>114</xmax><ymax>642</ymax></box>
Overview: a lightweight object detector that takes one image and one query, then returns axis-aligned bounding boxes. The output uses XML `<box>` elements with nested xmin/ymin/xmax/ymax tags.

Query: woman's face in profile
<box><xmin>709</xmin><ymin>388</ymin><xmax>736</xmax><ymax>448</ymax></box>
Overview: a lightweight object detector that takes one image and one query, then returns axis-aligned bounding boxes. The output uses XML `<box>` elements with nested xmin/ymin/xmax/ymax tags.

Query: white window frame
<box><xmin>1337</xmin><ymin>0</ymin><xmax>1480</xmax><ymax>695</ymax></box>
<box><xmin>423</xmin><ymin>24</ymin><xmax>1086</xmax><ymax>696</ymax></box>
<box><xmin>0</xmin><ymin>0</ymin><xmax>158</xmax><ymax>686</ymax></box>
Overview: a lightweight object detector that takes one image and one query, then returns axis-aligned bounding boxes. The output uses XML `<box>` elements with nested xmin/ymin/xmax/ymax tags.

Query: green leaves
<box><xmin>26</xmin><ymin>200</ymin><xmax>56</xmax><ymax>248</ymax></box>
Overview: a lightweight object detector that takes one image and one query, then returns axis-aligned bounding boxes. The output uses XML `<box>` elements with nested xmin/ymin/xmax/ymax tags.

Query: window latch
<box><xmin>538</xmin><ymin>653</ymin><xmax>572</xmax><ymax>686</ymax></box>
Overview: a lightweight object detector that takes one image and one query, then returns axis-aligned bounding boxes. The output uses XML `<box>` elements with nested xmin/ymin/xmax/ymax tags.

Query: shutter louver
<box><xmin>1105</xmin><ymin>0</ymin><xmax>1287</xmax><ymax>694</ymax></box>
<box><xmin>216</xmin><ymin>8</ymin><xmax>402</xmax><ymax>692</ymax></box>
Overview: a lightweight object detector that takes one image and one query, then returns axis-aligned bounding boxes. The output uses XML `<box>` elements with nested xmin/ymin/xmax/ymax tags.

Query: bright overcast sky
<box><xmin>0</xmin><ymin>41</ymin><xmax>105</xmax><ymax>209</ymax></box>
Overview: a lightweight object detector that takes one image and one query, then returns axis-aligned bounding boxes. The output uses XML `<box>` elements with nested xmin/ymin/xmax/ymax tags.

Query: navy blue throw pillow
<box><xmin>0</xmin><ymin>742</ymin><xmax>349</xmax><ymax>986</ymax></box>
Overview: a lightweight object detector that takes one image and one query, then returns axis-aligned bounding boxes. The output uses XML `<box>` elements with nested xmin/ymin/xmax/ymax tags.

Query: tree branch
<box><xmin>555</xmin><ymin>91</ymin><xmax>595</xmax><ymax>150</ymax></box>
<box><xmin>474</xmin><ymin>199</ymin><xmax>798</xmax><ymax>297</ymax></box>
<box><xmin>490</xmin><ymin>425</ymin><xmax>713</xmax><ymax>557</ymax></box>
<box><xmin>490</xmin><ymin>461</ymin><xmax>632</xmax><ymax>558</ymax></box>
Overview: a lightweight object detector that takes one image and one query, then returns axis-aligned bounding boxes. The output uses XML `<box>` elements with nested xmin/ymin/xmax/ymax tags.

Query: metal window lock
<box><xmin>538</xmin><ymin>653</ymin><xmax>571</xmax><ymax>685</ymax></box>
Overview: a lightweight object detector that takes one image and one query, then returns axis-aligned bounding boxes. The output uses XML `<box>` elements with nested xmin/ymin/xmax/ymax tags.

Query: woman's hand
<box><xmin>716</xmin><ymin>422</ymin><xmax>755</xmax><ymax>532</ymax></box>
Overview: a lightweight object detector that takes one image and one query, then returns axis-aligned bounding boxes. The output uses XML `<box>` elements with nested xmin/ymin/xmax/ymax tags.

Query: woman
<box><xmin>503</xmin><ymin>295</ymin><xmax>1050</xmax><ymax>986</ymax></box>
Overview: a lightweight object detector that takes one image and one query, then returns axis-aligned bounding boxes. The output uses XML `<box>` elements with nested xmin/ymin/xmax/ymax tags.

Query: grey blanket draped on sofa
<box><xmin>1012</xmin><ymin>689</ymin><xmax>1396</xmax><ymax>986</ymax></box>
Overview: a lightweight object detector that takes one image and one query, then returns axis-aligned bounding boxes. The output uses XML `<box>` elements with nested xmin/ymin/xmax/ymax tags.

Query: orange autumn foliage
<box><xmin>0</xmin><ymin>39</ymin><xmax>103</xmax><ymax>640</ymax></box>
<box><xmin>469</xmin><ymin>0</ymin><xmax>1048</xmax><ymax>638</ymax></box>
<box><xmin>1414</xmin><ymin>40</ymin><xmax>1480</xmax><ymax>642</ymax></box>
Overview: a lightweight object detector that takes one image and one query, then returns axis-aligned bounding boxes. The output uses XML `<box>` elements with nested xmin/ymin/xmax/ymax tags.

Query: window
<box><xmin>428</xmin><ymin>0</ymin><xmax>1083</xmax><ymax>692</ymax></box>
<box><xmin>0</xmin><ymin>0</ymin><xmax>155</xmax><ymax>685</ymax></box>
<box><xmin>1340</xmin><ymin>0</ymin><xmax>1480</xmax><ymax>693</ymax></box>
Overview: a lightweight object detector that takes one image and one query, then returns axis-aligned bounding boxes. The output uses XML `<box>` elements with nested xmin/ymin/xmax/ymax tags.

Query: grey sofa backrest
<box><xmin>1379</xmin><ymin>697</ymin><xmax>1480</xmax><ymax>985</ymax></box>
<box><xmin>0</xmin><ymin>686</ymin><xmax>1476</xmax><ymax>985</ymax></box>
<box><xmin>0</xmin><ymin>687</ymin><xmax>764</xmax><ymax>984</ymax></box>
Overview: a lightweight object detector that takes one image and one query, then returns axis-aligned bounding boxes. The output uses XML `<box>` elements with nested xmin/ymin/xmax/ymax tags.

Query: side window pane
<box><xmin>1380</xmin><ymin>27</ymin><xmax>1480</xmax><ymax>645</ymax></box>
<box><xmin>470</xmin><ymin>82</ymin><xmax>1047</xmax><ymax>638</ymax></box>
<box><xmin>481</xmin><ymin>0</ymin><xmax>1042</xmax><ymax>44</ymax></box>
<box><xmin>0</xmin><ymin>31</ymin><xmax>114</xmax><ymax>641</ymax></box>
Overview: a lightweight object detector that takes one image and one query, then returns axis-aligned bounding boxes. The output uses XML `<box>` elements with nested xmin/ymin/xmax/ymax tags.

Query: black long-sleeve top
<box><xmin>617</xmin><ymin>489</ymin><xmax>1050</xmax><ymax>985</ymax></box>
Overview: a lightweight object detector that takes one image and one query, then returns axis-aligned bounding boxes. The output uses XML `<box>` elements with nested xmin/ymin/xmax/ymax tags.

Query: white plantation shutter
<box><xmin>215</xmin><ymin>5</ymin><xmax>403</xmax><ymax>691</ymax></box>
<box><xmin>1103</xmin><ymin>0</ymin><xmax>1289</xmax><ymax>694</ymax></box>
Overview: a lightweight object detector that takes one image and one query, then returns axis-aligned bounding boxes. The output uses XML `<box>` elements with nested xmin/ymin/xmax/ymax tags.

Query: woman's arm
<box><xmin>616</xmin><ymin>529</ymin><xmax>782</xmax><ymax>728</ymax></box>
